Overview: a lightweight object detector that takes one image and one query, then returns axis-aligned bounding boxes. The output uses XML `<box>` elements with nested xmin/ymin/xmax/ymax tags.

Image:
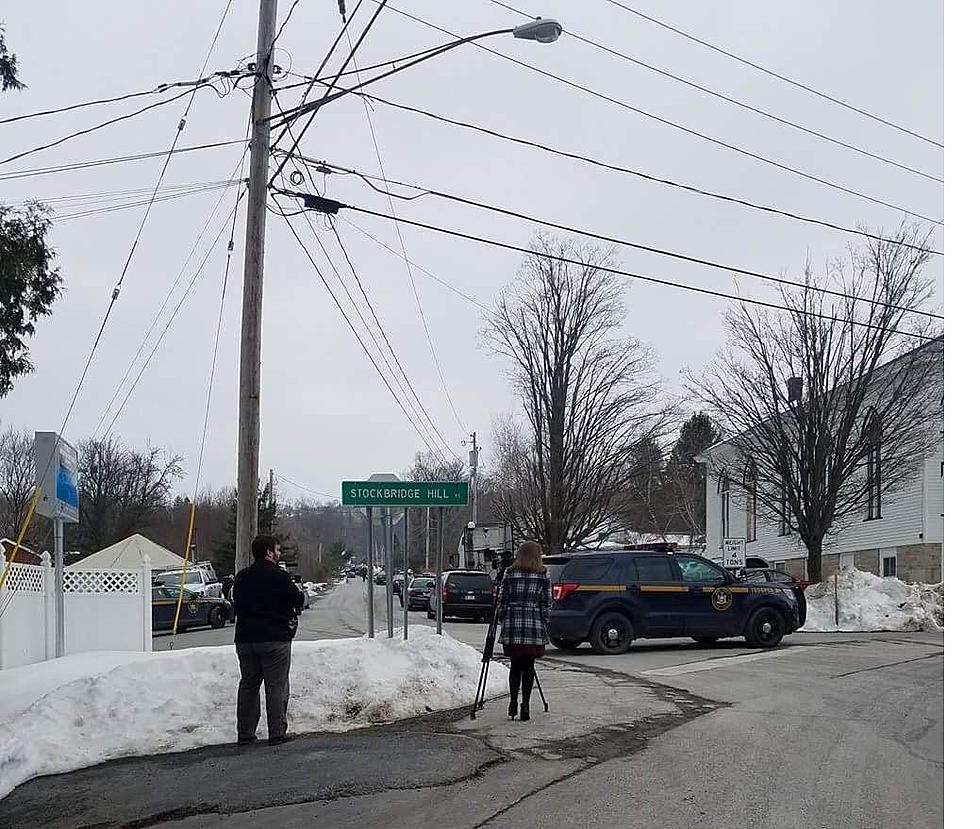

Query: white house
<box><xmin>698</xmin><ymin>341</ymin><xmax>943</xmax><ymax>584</ymax></box>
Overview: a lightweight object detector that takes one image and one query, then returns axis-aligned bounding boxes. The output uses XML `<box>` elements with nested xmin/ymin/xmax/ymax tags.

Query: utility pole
<box><xmin>467</xmin><ymin>432</ymin><xmax>479</xmax><ymax>568</ymax></box>
<box><xmin>235</xmin><ymin>0</ymin><xmax>278</xmax><ymax>573</ymax></box>
<box><xmin>425</xmin><ymin>506</ymin><xmax>431</xmax><ymax>572</ymax></box>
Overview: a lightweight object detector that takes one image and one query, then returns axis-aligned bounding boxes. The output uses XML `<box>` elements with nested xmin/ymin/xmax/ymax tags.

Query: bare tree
<box><xmin>487</xmin><ymin>236</ymin><xmax>672</xmax><ymax>553</ymax></box>
<box><xmin>690</xmin><ymin>227</ymin><xmax>943</xmax><ymax>581</ymax></box>
<box><xmin>0</xmin><ymin>426</ymin><xmax>37</xmax><ymax>543</ymax></box>
<box><xmin>405</xmin><ymin>450</ymin><xmax>468</xmax><ymax>569</ymax></box>
<box><xmin>71</xmin><ymin>437</ymin><xmax>184</xmax><ymax>553</ymax></box>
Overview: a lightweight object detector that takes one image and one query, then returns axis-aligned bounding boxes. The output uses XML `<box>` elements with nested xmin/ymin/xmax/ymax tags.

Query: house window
<box><xmin>718</xmin><ymin>472</ymin><xmax>730</xmax><ymax>543</ymax></box>
<box><xmin>744</xmin><ymin>460</ymin><xmax>757</xmax><ymax>542</ymax></box>
<box><xmin>863</xmin><ymin>409</ymin><xmax>882</xmax><ymax>520</ymax></box>
<box><xmin>882</xmin><ymin>555</ymin><xmax>897</xmax><ymax>577</ymax></box>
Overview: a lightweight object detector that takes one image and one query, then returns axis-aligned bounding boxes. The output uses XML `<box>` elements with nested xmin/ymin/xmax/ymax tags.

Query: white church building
<box><xmin>698</xmin><ymin>342</ymin><xmax>943</xmax><ymax>584</ymax></box>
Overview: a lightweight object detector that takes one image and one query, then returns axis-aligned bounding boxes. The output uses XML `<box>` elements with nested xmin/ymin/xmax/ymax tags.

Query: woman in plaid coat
<box><xmin>499</xmin><ymin>541</ymin><xmax>552</xmax><ymax>721</ymax></box>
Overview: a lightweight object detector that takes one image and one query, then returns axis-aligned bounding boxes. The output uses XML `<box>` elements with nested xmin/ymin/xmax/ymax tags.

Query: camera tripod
<box><xmin>470</xmin><ymin>567</ymin><xmax>548</xmax><ymax>720</ymax></box>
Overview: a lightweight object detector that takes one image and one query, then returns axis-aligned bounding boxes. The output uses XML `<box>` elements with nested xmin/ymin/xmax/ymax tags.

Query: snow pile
<box><xmin>802</xmin><ymin>567</ymin><xmax>944</xmax><ymax>632</ymax></box>
<box><xmin>303</xmin><ymin>581</ymin><xmax>332</xmax><ymax>596</ymax></box>
<box><xmin>0</xmin><ymin>629</ymin><xmax>505</xmax><ymax>800</ymax></box>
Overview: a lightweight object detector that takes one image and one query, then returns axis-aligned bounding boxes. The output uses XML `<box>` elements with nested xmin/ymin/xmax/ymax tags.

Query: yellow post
<box><xmin>169</xmin><ymin>502</ymin><xmax>198</xmax><ymax>641</ymax></box>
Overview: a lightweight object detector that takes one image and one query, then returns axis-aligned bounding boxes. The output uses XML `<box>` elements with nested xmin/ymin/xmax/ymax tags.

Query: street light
<box><xmin>269</xmin><ymin>17</ymin><xmax>564</xmax><ymax>127</ymax></box>
<box><xmin>513</xmin><ymin>18</ymin><xmax>562</xmax><ymax>43</ymax></box>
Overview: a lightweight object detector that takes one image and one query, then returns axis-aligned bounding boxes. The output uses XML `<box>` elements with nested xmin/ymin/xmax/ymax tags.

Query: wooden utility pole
<box><xmin>235</xmin><ymin>0</ymin><xmax>278</xmax><ymax>572</ymax></box>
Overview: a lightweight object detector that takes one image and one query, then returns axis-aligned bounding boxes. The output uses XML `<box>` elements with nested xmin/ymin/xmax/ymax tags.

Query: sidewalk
<box><xmin>0</xmin><ymin>660</ymin><xmax>719</xmax><ymax>829</ymax></box>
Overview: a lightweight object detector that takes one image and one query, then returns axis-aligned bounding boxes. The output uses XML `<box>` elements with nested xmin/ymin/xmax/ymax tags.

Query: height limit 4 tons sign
<box><xmin>723</xmin><ymin>538</ymin><xmax>746</xmax><ymax>569</ymax></box>
<box><xmin>342</xmin><ymin>481</ymin><xmax>469</xmax><ymax>508</ymax></box>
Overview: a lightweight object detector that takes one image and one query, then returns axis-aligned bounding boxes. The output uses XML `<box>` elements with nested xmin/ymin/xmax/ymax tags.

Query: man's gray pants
<box><xmin>236</xmin><ymin>642</ymin><xmax>292</xmax><ymax>740</ymax></box>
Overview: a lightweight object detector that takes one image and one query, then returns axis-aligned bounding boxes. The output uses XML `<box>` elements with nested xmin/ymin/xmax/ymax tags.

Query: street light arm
<box><xmin>268</xmin><ymin>29</ymin><xmax>512</xmax><ymax>128</ymax></box>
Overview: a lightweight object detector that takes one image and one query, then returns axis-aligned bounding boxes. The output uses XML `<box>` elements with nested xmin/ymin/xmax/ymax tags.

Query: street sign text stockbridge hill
<box><xmin>342</xmin><ymin>481</ymin><xmax>469</xmax><ymax>508</ymax></box>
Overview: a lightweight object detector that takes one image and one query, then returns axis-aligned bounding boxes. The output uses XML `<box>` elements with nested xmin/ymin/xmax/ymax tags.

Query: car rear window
<box><xmin>561</xmin><ymin>557</ymin><xmax>613</xmax><ymax>581</ymax></box>
<box><xmin>543</xmin><ymin>556</ymin><xmax>570</xmax><ymax>583</ymax></box>
<box><xmin>449</xmin><ymin>574</ymin><xmax>492</xmax><ymax>589</ymax></box>
<box><xmin>411</xmin><ymin>578</ymin><xmax>434</xmax><ymax>588</ymax></box>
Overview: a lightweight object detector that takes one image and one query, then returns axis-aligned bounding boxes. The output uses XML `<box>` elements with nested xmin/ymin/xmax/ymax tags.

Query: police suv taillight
<box><xmin>553</xmin><ymin>583</ymin><xmax>579</xmax><ymax>602</ymax></box>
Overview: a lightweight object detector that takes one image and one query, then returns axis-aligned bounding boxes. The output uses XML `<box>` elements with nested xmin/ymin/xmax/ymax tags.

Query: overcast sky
<box><xmin>0</xmin><ymin>0</ymin><xmax>943</xmax><ymax>502</ymax></box>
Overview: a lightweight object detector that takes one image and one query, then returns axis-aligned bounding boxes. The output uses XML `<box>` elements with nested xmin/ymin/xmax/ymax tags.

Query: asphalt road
<box><xmin>13</xmin><ymin>580</ymin><xmax>942</xmax><ymax>829</ymax></box>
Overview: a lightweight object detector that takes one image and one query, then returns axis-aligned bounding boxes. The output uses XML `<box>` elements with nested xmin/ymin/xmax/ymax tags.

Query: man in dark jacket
<box><xmin>233</xmin><ymin>535</ymin><xmax>305</xmax><ymax>746</ymax></box>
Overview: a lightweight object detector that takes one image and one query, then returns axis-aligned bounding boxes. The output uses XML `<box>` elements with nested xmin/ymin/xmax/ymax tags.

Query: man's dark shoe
<box><xmin>268</xmin><ymin>734</ymin><xmax>294</xmax><ymax>746</ymax></box>
<box><xmin>237</xmin><ymin>736</ymin><xmax>257</xmax><ymax>746</ymax></box>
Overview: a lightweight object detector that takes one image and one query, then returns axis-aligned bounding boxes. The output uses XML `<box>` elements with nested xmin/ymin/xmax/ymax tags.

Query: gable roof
<box><xmin>0</xmin><ymin>538</ymin><xmax>41</xmax><ymax>565</ymax></box>
<box><xmin>68</xmin><ymin>534</ymin><xmax>186</xmax><ymax>570</ymax></box>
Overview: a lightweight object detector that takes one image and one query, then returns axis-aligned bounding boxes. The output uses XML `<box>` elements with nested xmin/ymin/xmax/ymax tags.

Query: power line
<box><xmin>284</xmin><ymin>193</ymin><xmax>938</xmax><ymax>340</ymax></box>
<box><xmin>277</xmin><ymin>207</ymin><xmax>457</xmax><ymax>459</ymax></box>
<box><xmin>50</xmin><ymin>181</ymin><xmax>244</xmax><ymax>222</ymax></box>
<box><xmin>329</xmin><ymin>218</ymin><xmax>461</xmax><ymax>459</ymax></box>
<box><xmin>101</xmin><ymin>193</ymin><xmax>246</xmax><ymax>438</ymax></box>
<box><xmin>340</xmin><ymin>216</ymin><xmax>489</xmax><ymax>310</ymax></box>
<box><xmin>0</xmin><ymin>85</ymin><xmax>209</xmax><ymax>167</ymax></box>
<box><xmin>268</xmin><ymin>0</ymin><xmax>386</xmax><ymax>187</ymax></box>
<box><xmin>0</xmin><ymin>70</ymin><xmax>250</xmax><ymax>126</ymax></box>
<box><xmin>280</xmin><ymin>86</ymin><xmax>943</xmax><ymax>255</ymax></box>
<box><xmin>270</xmin><ymin>97</ymin><xmax>458</xmax><ymax>463</ymax></box>
<box><xmin>314</xmin><ymin>160</ymin><xmax>943</xmax><ymax>320</ymax></box>
<box><xmin>274</xmin><ymin>472</ymin><xmax>339</xmax><ymax>501</ymax></box>
<box><xmin>0</xmin><ymin>139</ymin><xmax>247</xmax><ymax>182</ymax></box>
<box><xmin>44</xmin><ymin>0</ymin><xmax>238</xmax><ymax>456</ymax></box>
<box><xmin>93</xmin><ymin>152</ymin><xmax>250</xmax><ymax>435</ymax></box>
<box><xmin>373</xmin><ymin>1</ymin><xmax>941</xmax><ymax>225</ymax></box>
<box><xmin>487</xmin><ymin>0</ymin><xmax>942</xmax><ymax>184</ymax></box>
<box><xmin>604</xmin><ymin>0</ymin><xmax>943</xmax><ymax>149</ymax></box>
<box><xmin>343</xmin><ymin>40</ymin><xmax>467</xmax><ymax>434</ymax></box>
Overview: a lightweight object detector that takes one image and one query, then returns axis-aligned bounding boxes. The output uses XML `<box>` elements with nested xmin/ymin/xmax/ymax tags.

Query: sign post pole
<box><xmin>53</xmin><ymin>517</ymin><xmax>65</xmax><ymax>657</ymax></box>
<box><xmin>403</xmin><ymin>507</ymin><xmax>409</xmax><ymax>640</ymax></box>
<box><xmin>436</xmin><ymin>507</ymin><xmax>444</xmax><ymax>635</ymax></box>
<box><xmin>385</xmin><ymin>508</ymin><xmax>394</xmax><ymax>639</ymax></box>
<box><xmin>366</xmin><ymin>507</ymin><xmax>374</xmax><ymax>638</ymax></box>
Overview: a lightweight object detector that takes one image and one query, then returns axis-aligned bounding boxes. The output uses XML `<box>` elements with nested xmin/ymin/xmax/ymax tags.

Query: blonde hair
<box><xmin>512</xmin><ymin>541</ymin><xmax>545</xmax><ymax>574</ymax></box>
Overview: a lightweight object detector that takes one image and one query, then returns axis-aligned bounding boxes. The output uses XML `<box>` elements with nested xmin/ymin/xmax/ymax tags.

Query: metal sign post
<box><xmin>34</xmin><ymin>432</ymin><xmax>79</xmax><ymax>659</ymax></box>
<box><xmin>366</xmin><ymin>507</ymin><xmax>374</xmax><ymax>638</ymax></box>
<box><xmin>436</xmin><ymin>506</ymin><xmax>445</xmax><ymax>635</ymax></box>
<box><xmin>385</xmin><ymin>508</ymin><xmax>394</xmax><ymax>638</ymax></box>
<box><xmin>403</xmin><ymin>507</ymin><xmax>409</xmax><ymax>640</ymax></box>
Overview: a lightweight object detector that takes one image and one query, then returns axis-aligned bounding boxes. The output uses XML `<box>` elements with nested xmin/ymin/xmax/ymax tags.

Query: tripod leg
<box><xmin>533</xmin><ymin>667</ymin><xmax>548</xmax><ymax>712</ymax></box>
<box><xmin>470</xmin><ymin>602</ymin><xmax>501</xmax><ymax>719</ymax></box>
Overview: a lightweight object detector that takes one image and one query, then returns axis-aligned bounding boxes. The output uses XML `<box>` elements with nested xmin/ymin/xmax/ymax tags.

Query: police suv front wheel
<box><xmin>590</xmin><ymin>612</ymin><xmax>634</xmax><ymax>655</ymax></box>
<box><xmin>744</xmin><ymin>607</ymin><xmax>786</xmax><ymax>648</ymax></box>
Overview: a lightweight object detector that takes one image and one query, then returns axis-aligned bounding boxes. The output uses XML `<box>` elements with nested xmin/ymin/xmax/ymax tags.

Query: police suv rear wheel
<box><xmin>590</xmin><ymin>612</ymin><xmax>634</xmax><ymax>655</ymax></box>
<box><xmin>744</xmin><ymin>607</ymin><xmax>785</xmax><ymax>648</ymax></box>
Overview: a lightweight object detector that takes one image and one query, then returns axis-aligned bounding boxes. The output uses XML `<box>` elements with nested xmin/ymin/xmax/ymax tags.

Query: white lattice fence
<box><xmin>4</xmin><ymin>563</ymin><xmax>44</xmax><ymax>594</ymax></box>
<box><xmin>1</xmin><ymin>557</ymin><xmax>152</xmax><ymax>669</ymax></box>
<box><xmin>65</xmin><ymin>570</ymin><xmax>141</xmax><ymax>594</ymax></box>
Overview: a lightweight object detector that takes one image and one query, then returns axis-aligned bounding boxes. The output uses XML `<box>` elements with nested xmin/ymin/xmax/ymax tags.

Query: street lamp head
<box><xmin>513</xmin><ymin>18</ymin><xmax>562</xmax><ymax>43</ymax></box>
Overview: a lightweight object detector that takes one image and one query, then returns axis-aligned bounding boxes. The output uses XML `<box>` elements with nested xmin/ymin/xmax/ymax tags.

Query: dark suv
<box><xmin>545</xmin><ymin>550</ymin><xmax>801</xmax><ymax>654</ymax></box>
<box><xmin>427</xmin><ymin>570</ymin><xmax>494</xmax><ymax>622</ymax></box>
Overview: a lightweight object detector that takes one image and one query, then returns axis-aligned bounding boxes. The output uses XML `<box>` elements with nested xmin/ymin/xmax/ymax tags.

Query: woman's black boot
<box><xmin>520</xmin><ymin>704</ymin><xmax>530</xmax><ymax>721</ymax></box>
<box><xmin>508</xmin><ymin>699</ymin><xmax>518</xmax><ymax>719</ymax></box>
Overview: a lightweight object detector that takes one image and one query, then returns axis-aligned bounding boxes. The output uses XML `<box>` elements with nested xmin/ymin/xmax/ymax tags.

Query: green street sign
<box><xmin>341</xmin><ymin>480</ymin><xmax>470</xmax><ymax>507</ymax></box>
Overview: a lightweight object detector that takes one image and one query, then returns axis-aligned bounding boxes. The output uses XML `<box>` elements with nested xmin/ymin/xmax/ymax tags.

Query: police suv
<box><xmin>544</xmin><ymin>549</ymin><xmax>801</xmax><ymax>654</ymax></box>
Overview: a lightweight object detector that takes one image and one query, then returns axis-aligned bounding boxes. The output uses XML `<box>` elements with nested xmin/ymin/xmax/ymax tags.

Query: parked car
<box><xmin>544</xmin><ymin>549</ymin><xmax>801</xmax><ymax>654</ymax></box>
<box><xmin>737</xmin><ymin>568</ymin><xmax>808</xmax><ymax>627</ymax></box>
<box><xmin>427</xmin><ymin>570</ymin><xmax>494</xmax><ymax>622</ymax></box>
<box><xmin>154</xmin><ymin>567</ymin><xmax>221</xmax><ymax>598</ymax></box>
<box><xmin>152</xmin><ymin>585</ymin><xmax>235</xmax><ymax>632</ymax></box>
<box><xmin>406</xmin><ymin>577</ymin><xmax>435</xmax><ymax>610</ymax></box>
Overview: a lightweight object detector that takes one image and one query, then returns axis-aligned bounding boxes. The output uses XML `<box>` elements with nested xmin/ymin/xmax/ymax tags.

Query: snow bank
<box><xmin>303</xmin><ymin>581</ymin><xmax>332</xmax><ymax>596</ymax></box>
<box><xmin>0</xmin><ymin>629</ymin><xmax>505</xmax><ymax>800</ymax></box>
<box><xmin>802</xmin><ymin>567</ymin><xmax>944</xmax><ymax>632</ymax></box>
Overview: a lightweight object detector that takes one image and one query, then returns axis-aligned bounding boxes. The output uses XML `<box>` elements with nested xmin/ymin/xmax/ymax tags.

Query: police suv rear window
<box><xmin>631</xmin><ymin>556</ymin><xmax>674</xmax><ymax>582</ymax></box>
<box><xmin>561</xmin><ymin>557</ymin><xmax>613</xmax><ymax>581</ymax></box>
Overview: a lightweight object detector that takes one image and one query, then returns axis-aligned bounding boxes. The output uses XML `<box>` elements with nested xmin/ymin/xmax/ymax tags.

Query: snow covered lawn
<box><xmin>802</xmin><ymin>567</ymin><xmax>944</xmax><ymax>632</ymax></box>
<box><xmin>0</xmin><ymin>629</ymin><xmax>505</xmax><ymax>800</ymax></box>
